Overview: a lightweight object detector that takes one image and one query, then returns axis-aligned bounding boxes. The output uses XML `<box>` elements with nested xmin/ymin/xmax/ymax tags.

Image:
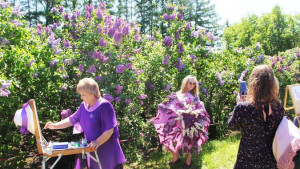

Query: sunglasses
<box><xmin>188</xmin><ymin>82</ymin><xmax>196</xmax><ymax>85</ymax></box>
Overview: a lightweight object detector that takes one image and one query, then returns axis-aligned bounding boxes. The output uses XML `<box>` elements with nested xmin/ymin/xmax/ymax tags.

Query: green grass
<box><xmin>124</xmin><ymin>134</ymin><xmax>241</xmax><ymax>169</ymax></box>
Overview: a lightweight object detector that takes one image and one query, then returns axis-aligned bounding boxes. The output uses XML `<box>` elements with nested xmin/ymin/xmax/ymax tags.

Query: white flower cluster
<box><xmin>175</xmin><ymin>97</ymin><xmax>205</xmax><ymax>139</ymax></box>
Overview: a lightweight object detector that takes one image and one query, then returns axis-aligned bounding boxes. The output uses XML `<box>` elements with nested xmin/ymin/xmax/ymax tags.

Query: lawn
<box><xmin>125</xmin><ymin>133</ymin><xmax>241</xmax><ymax>169</ymax></box>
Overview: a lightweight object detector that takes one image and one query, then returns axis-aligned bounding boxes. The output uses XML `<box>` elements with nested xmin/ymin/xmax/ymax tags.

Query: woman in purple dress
<box><xmin>44</xmin><ymin>78</ymin><xmax>126</xmax><ymax>169</ymax></box>
<box><xmin>228</xmin><ymin>65</ymin><xmax>284</xmax><ymax>169</ymax></box>
<box><xmin>151</xmin><ymin>75</ymin><xmax>210</xmax><ymax>168</ymax></box>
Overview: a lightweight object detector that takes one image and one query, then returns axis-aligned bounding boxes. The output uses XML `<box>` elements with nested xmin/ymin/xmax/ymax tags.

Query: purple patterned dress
<box><xmin>228</xmin><ymin>101</ymin><xmax>284</xmax><ymax>169</ymax></box>
<box><xmin>150</xmin><ymin>92</ymin><xmax>210</xmax><ymax>154</ymax></box>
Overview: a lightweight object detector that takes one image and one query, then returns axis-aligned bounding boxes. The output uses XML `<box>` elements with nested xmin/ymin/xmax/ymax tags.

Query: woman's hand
<box><xmin>236</xmin><ymin>94</ymin><xmax>246</xmax><ymax>103</ymax></box>
<box><xmin>43</xmin><ymin>122</ymin><xmax>56</xmax><ymax>130</ymax></box>
<box><xmin>88</xmin><ymin>140</ymin><xmax>99</xmax><ymax>150</ymax></box>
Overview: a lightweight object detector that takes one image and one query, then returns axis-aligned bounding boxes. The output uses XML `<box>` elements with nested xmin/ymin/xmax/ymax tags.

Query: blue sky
<box><xmin>210</xmin><ymin>0</ymin><xmax>300</xmax><ymax>24</ymax></box>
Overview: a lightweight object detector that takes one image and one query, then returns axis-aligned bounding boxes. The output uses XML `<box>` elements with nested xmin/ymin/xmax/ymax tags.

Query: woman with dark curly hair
<box><xmin>228</xmin><ymin>65</ymin><xmax>284</xmax><ymax>169</ymax></box>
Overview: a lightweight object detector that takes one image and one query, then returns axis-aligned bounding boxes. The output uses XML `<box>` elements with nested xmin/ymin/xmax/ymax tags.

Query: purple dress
<box><xmin>150</xmin><ymin>92</ymin><xmax>210</xmax><ymax>154</ymax></box>
<box><xmin>69</xmin><ymin>98</ymin><xmax>126</xmax><ymax>169</ymax></box>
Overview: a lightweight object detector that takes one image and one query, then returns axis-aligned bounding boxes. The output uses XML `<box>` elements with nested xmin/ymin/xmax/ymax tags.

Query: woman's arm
<box><xmin>44</xmin><ymin>117</ymin><xmax>73</xmax><ymax>129</ymax></box>
<box><xmin>89</xmin><ymin>128</ymin><xmax>114</xmax><ymax>150</ymax></box>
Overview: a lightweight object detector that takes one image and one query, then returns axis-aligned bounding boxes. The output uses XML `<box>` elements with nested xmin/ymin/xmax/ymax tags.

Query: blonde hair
<box><xmin>76</xmin><ymin>78</ymin><xmax>101</xmax><ymax>99</ymax></box>
<box><xmin>246</xmin><ymin>65</ymin><xmax>279</xmax><ymax>107</ymax></box>
<box><xmin>179</xmin><ymin>75</ymin><xmax>199</xmax><ymax>96</ymax></box>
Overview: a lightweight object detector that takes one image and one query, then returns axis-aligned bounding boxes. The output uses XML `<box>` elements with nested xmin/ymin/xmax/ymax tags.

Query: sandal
<box><xmin>182</xmin><ymin>162</ymin><xmax>191</xmax><ymax>168</ymax></box>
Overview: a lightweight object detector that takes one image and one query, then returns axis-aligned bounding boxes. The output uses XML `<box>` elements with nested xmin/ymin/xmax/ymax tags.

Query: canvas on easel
<box><xmin>284</xmin><ymin>84</ymin><xmax>300</xmax><ymax>127</ymax></box>
<box><xmin>14</xmin><ymin>99</ymin><xmax>102</xmax><ymax>169</ymax></box>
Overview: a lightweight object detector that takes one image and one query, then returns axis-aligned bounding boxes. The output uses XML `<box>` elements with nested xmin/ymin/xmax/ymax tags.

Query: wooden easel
<box><xmin>283</xmin><ymin>84</ymin><xmax>300</xmax><ymax>127</ymax></box>
<box><xmin>28</xmin><ymin>99</ymin><xmax>102</xmax><ymax>169</ymax></box>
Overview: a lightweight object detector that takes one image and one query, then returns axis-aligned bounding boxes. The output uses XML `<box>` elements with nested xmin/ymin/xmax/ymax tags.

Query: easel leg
<box><xmin>42</xmin><ymin>156</ymin><xmax>47</xmax><ymax>169</ymax></box>
<box><xmin>50</xmin><ymin>154</ymin><xmax>62</xmax><ymax>169</ymax></box>
<box><xmin>95</xmin><ymin>152</ymin><xmax>102</xmax><ymax>169</ymax></box>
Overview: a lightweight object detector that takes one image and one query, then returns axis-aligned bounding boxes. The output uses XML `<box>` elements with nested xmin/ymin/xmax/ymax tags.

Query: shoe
<box><xmin>168</xmin><ymin>158</ymin><xmax>180</xmax><ymax>165</ymax></box>
<box><xmin>182</xmin><ymin>162</ymin><xmax>191</xmax><ymax>169</ymax></box>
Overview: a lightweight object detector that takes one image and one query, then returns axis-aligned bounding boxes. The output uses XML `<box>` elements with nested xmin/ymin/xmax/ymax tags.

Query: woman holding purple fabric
<box><xmin>44</xmin><ymin>78</ymin><xmax>126</xmax><ymax>169</ymax></box>
<box><xmin>150</xmin><ymin>75</ymin><xmax>210</xmax><ymax>168</ymax></box>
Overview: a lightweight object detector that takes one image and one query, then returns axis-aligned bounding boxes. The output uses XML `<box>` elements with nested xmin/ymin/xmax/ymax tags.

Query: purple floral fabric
<box><xmin>150</xmin><ymin>92</ymin><xmax>210</xmax><ymax>154</ymax></box>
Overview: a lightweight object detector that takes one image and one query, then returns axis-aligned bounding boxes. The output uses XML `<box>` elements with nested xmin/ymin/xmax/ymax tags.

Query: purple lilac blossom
<box><xmin>50</xmin><ymin>60</ymin><xmax>58</xmax><ymax>68</ymax></box>
<box><xmin>85</xmin><ymin>12</ymin><xmax>91</xmax><ymax>20</ymax></box>
<box><xmin>0</xmin><ymin>38</ymin><xmax>9</xmax><ymax>44</ymax></box>
<box><xmin>116</xmin><ymin>64</ymin><xmax>126</xmax><ymax>73</ymax></box>
<box><xmin>114</xmin><ymin>19</ymin><xmax>122</xmax><ymax>29</ymax></box>
<box><xmin>61</xmin><ymin>109</ymin><xmax>72</xmax><ymax>119</ymax></box>
<box><xmin>85</xmin><ymin>4</ymin><xmax>94</xmax><ymax>13</ymax></box>
<box><xmin>131</xmin><ymin>108</ymin><xmax>138</xmax><ymax>113</ymax></box>
<box><xmin>71</xmin><ymin>12</ymin><xmax>77</xmax><ymax>20</ymax></box>
<box><xmin>36</xmin><ymin>24</ymin><xmax>43</xmax><ymax>35</ymax></box>
<box><xmin>0</xmin><ymin>1</ymin><xmax>11</xmax><ymax>9</ymax></box>
<box><xmin>0</xmin><ymin>89</ymin><xmax>10</xmax><ymax>97</ymax></box>
<box><xmin>108</xmin><ymin>28</ymin><xmax>116</xmax><ymax>38</ymax></box>
<box><xmin>163</xmin><ymin>36</ymin><xmax>173</xmax><ymax>47</ymax></box>
<box><xmin>87</xmin><ymin>65</ymin><xmax>97</xmax><ymax>73</ymax></box>
<box><xmin>147</xmin><ymin>83</ymin><xmax>155</xmax><ymax>91</ymax></box>
<box><xmin>239</xmin><ymin>68</ymin><xmax>248</xmax><ymax>81</ymax></box>
<box><xmin>98</xmin><ymin>2</ymin><xmax>106</xmax><ymax>10</ymax></box>
<box><xmin>185</xmin><ymin>22</ymin><xmax>191</xmax><ymax>30</ymax></box>
<box><xmin>12</xmin><ymin>4</ymin><xmax>25</xmax><ymax>16</ymax></box>
<box><xmin>178</xmin><ymin>13</ymin><xmax>184</xmax><ymax>21</ymax></box>
<box><xmin>165</xmin><ymin>84</ymin><xmax>171</xmax><ymax>91</ymax></box>
<box><xmin>296</xmin><ymin>49</ymin><xmax>300</xmax><ymax>58</ymax></box>
<box><xmin>61</xmin><ymin>85</ymin><xmax>67</xmax><ymax>90</ymax></box>
<box><xmin>96</xmin><ymin>7</ymin><xmax>103</xmax><ymax>19</ymax></box>
<box><xmin>166</xmin><ymin>4</ymin><xmax>174</xmax><ymax>11</ymax></box>
<box><xmin>135</xmin><ymin>80</ymin><xmax>140</xmax><ymax>83</ymax></box>
<box><xmin>64</xmin><ymin>12</ymin><xmax>70</xmax><ymax>21</ymax></box>
<box><xmin>63</xmin><ymin>59</ymin><xmax>74</xmax><ymax>65</ymax></box>
<box><xmin>138</xmin><ymin>94</ymin><xmax>147</xmax><ymax>100</ymax></box>
<box><xmin>104</xmin><ymin>94</ymin><xmax>114</xmax><ymax>102</ymax></box>
<box><xmin>135</xmin><ymin>69</ymin><xmax>144</xmax><ymax>75</ymax></box>
<box><xmin>26</xmin><ymin>59</ymin><xmax>35</xmax><ymax>67</ymax></box>
<box><xmin>175</xmin><ymin>28</ymin><xmax>182</xmax><ymax>40</ymax></box>
<box><xmin>104</xmin><ymin>15</ymin><xmax>112</xmax><ymax>25</ymax></box>
<box><xmin>99</xmin><ymin>37</ymin><xmax>107</xmax><ymax>47</ymax></box>
<box><xmin>162</xmin><ymin>55</ymin><xmax>170</xmax><ymax>65</ymax></box>
<box><xmin>216</xmin><ymin>72</ymin><xmax>225</xmax><ymax>86</ymax></box>
<box><xmin>115</xmin><ymin>85</ymin><xmax>123</xmax><ymax>94</ymax></box>
<box><xmin>175</xmin><ymin>58</ymin><xmax>185</xmax><ymax>71</ymax></box>
<box><xmin>114</xmin><ymin>31</ymin><xmax>123</xmax><ymax>43</ymax></box>
<box><xmin>115</xmin><ymin>97</ymin><xmax>121</xmax><ymax>103</ymax></box>
<box><xmin>169</xmin><ymin>14</ymin><xmax>176</xmax><ymax>20</ymax></box>
<box><xmin>63</xmin><ymin>75</ymin><xmax>69</xmax><ymax>79</ymax></box>
<box><xmin>53</xmin><ymin>23</ymin><xmax>57</xmax><ymax>29</ymax></box>
<box><xmin>11</xmin><ymin>19</ymin><xmax>23</xmax><ymax>27</ymax></box>
<box><xmin>51</xmin><ymin>7</ymin><xmax>57</xmax><ymax>14</ymax></box>
<box><xmin>134</xmin><ymin>49</ymin><xmax>141</xmax><ymax>54</ymax></box>
<box><xmin>122</xmin><ymin>24</ymin><xmax>130</xmax><ymax>36</ymax></box>
<box><xmin>95</xmin><ymin>75</ymin><xmax>102</xmax><ymax>82</ymax></box>
<box><xmin>202</xmin><ymin>87</ymin><xmax>209</xmax><ymax>97</ymax></box>
<box><xmin>177</xmin><ymin>41</ymin><xmax>184</xmax><ymax>54</ymax></box>
<box><xmin>124</xmin><ymin>99</ymin><xmax>131</xmax><ymax>104</ymax></box>
<box><xmin>64</xmin><ymin>40</ymin><xmax>70</xmax><ymax>48</ymax></box>
<box><xmin>163</xmin><ymin>13</ymin><xmax>169</xmax><ymax>21</ymax></box>
<box><xmin>59</xmin><ymin>6</ymin><xmax>64</xmax><ymax>13</ymax></box>
<box><xmin>1</xmin><ymin>83</ymin><xmax>12</xmax><ymax>89</ymax></box>
<box><xmin>97</xmin><ymin>25</ymin><xmax>102</xmax><ymax>34</ymax></box>
<box><xmin>125</xmin><ymin>63</ymin><xmax>132</xmax><ymax>69</ymax></box>
<box><xmin>134</xmin><ymin>31</ymin><xmax>140</xmax><ymax>41</ymax></box>
<box><xmin>33</xmin><ymin>73</ymin><xmax>38</xmax><ymax>78</ymax></box>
